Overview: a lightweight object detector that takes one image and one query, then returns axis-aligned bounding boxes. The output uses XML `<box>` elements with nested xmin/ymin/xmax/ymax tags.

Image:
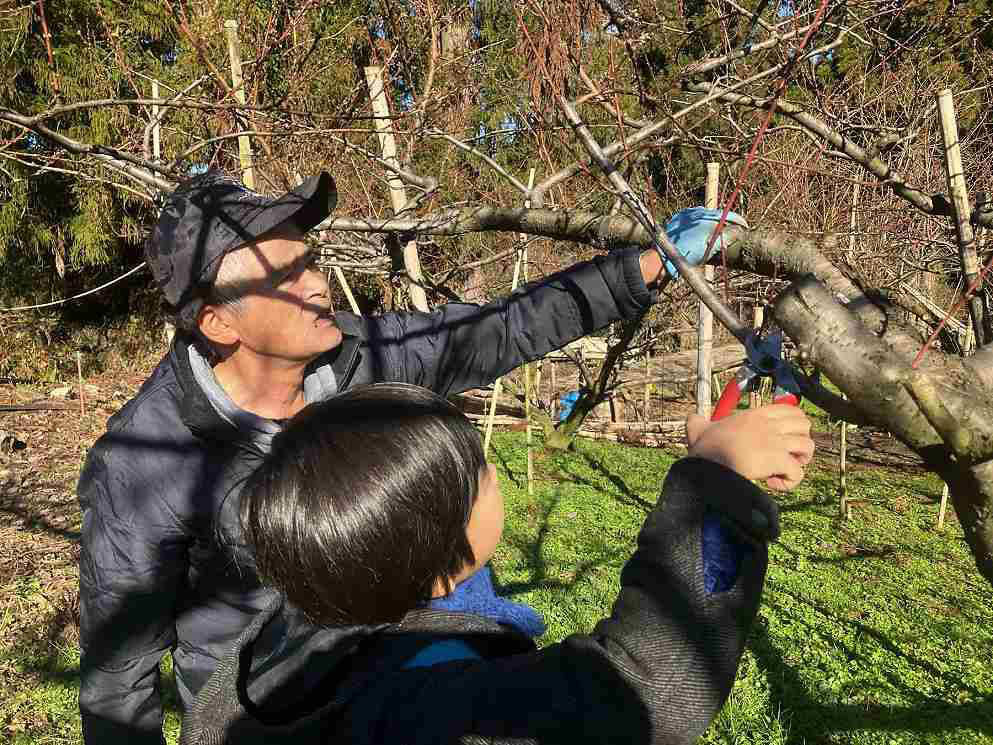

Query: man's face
<box><xmin>208</xmin><ymin>223</ymin><xmax>343</xmax><ymax>363</ymax></box>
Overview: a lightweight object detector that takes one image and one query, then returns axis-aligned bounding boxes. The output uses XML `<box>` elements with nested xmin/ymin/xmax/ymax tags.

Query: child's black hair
<box><xmin>240</xmin><ymin>383</ymin><xmax>484</xmax><ymax>626</ymax></box>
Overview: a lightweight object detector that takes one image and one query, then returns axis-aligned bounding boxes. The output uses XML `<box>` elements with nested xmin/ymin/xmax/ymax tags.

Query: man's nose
<box><xmin>302</xmin><ymin>264</ymin><xmax>331</xmax><ymax>294</ymax></box>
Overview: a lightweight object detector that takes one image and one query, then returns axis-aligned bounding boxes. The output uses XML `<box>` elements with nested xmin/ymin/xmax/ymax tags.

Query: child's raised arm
<box><xmin>686</xmin><ymin>404</ymin><xmax>815</xmax><ymax>491</ymax></box>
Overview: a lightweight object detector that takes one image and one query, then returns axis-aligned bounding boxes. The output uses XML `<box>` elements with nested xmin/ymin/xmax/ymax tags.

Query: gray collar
<box><xmin>187</xmin><ymin>345</ymin><xmax>338</xmax><ymax>450</ymax></box>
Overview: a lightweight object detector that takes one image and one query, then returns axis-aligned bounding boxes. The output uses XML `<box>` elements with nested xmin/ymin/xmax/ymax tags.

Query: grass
<box><xmin>2</xmin><ymin>431</ymin><xmax>991</xmax><ymax>743</ymax></box>
<box><xmin>488</xmin><ymin>432</ymin><xmax>993</xmax><ymax>745</ymax></box>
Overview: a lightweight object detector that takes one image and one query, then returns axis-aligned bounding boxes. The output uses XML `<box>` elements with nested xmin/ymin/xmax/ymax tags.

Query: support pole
<box><xmin>153</xmin><ymin>78</ymin><xmax>176</xmax><ymax>347</ymax></box>
<box><xmin>523</xmin><ymin>170</ymin><xmax>535</xmax><ymax>496</ymax></box>
<box><xmin>224</xmin><ymin>20</ymin><xmax>256</xmax><ymax>190</ymax></box>
<box><xmin>151</xmin><ymin>80</ymin><xmax>161</xmax><ymax>164</ymax></box>
<box><xmin>696</xmin><ymin>163</ymin><xmax>719</xmax><ymax>416</ymax></box>
<box><xmin>643</xmin><ymin>351</ymin><xmax>651</xmax><ymax>428</ymax></box>
<box><xmin>550</xmin><ymin>362</ymin><xmax>557</xmax><ymax>419</ymax></box>
<box><xmin>294</xmin><ymin>171</ymin><xmax>362</xmax><ymax>315</ymax></box>
<box><xmin>840</xmin><ymin>180</ymin><xmax>857</xmax><ymax>517</ymax></box>
<box><xmin>938</xmin><ymin>483</ymin><xmax>950</xmax><ymax>530</ymax></box>
<box><xmin>76</xmin><ymin>351</ymin><xmax>85</xmax><ymax>417</ymax></box>
<box><xmin>482</xmin><ymin>248</ymin><xmax>525</xmax><ymax>455</ymax></box>
<box><xmin>840</xmin><ymin>403</ymin><xmax>848</xmax><ymax>518</ymax></box>
<box><xmin>365</xmin><ymin>65</ymin><xmax>429</xmax><ymax>311</ymax></box>
<box><xmin>937</xmin><ymin>89</ymin><xmax>986</xmax><ymax>345</ymax></box>
<box><xmin>484</xmin><ymin>168</ymin><xmax>537</xmax><ymax>458</ymax></box>
<box><xmin>750</xmin><ymin>304</ymin><xmax>763</xmax><ymax>409</ymax></box>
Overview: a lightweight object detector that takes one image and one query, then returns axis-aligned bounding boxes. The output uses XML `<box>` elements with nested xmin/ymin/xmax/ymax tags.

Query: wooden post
<box><xmin>696</xmin><ymin>163</ymin><xmax>719</xmax><ymax>416</ymax></box>
<box><xmin>937</xmin><ymin>483</ymin><xmax>950</xmax><ymax>530</ymax></box>
<box><xmin>937</xmin><ymin>89</ymin><xmax>985</xmax><ymax>344</ymax></box>
<box><xmin>839</xmin><ymin>180</ymin><xmax>858</xmax><ymax>516</ymax></box>
<box><xmin>750</xmin><ymin>305</ymin><xmax>763</xmax><ymax>408</ymax></box>
<box><xmin>224</xmin><ymin>20</ymin><xmax>256</xmax><ymax>190</ymax></box>
<box><xmin>643</xmin><ymin>351</ymin><xmax>651</xmax><ymax>428</ymax></box>
<box><xmin>550</xmin><ymin>361</ymin><xmax>557</xmax><ymax>419</ymax></box>
<box><xmin>839</xmin><ymin>403</ymin><xmax>848</xmax><ymax>518</ymax></box>
<box><xmin>364</xmin><ymin>65</ymin><xmax>429</xmax><ymax>311</ymax></box>
<box><xmin>151</xmin><ymin>79</ymin><xmax>162</xmax><ymax>163</ymax></box>
<box><xmin>523</xmin><ymin>169</ymin><xmax>537</xmax><ymax>496</ymax></box>
<box><xmin>153</xmin><ymin>78</ymin><xmax>176</xmax><ymax>347</ymax></box>
<box><xmin>484</xmin><ymin>169</ymin><xmax>536</xmax><ymax>457</ymax></box>
<box><xmin>482</xmin><ymin>246</ymin><xmax>525</xmax><ymax>455</ymax></box>
<box><xmin>295</xmin><ymin>172</ymin><xmax>362</xmax><ymax>315</ymax></box>
<box><xmin>76</xmin><ymin>351</ymin><xmax>85</xmax><ymax>416</ymax></box>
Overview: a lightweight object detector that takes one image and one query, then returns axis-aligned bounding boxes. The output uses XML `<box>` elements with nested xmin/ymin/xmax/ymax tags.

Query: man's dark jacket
<box><xmin>179</xmin><ymin>458</ymin><xmax>778</xmax><ymax>745</ymax></box>
<box><xmin>77</xmin><ymin>247</ymin><xmax>656</xmax><ymax>744</ymax></box>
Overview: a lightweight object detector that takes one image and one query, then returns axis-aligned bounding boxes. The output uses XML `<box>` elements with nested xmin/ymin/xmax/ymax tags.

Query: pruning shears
<box><xmin>712</xmin><ymin>330</ymin><xmax>801</xmax><ymax>421</ymax></box>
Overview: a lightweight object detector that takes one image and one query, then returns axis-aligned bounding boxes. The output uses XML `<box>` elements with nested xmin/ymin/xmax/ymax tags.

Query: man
<box><xmin>77</xmin><ymin>170</ymin><xmax>741</xmax><ymax>743</ymax></box>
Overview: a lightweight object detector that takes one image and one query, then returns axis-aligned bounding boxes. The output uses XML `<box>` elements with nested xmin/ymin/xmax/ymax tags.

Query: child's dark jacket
<box><xmin>181</xmin><ymin>458</ymin><xmax>779</xmax><ymax>745</ymax></box>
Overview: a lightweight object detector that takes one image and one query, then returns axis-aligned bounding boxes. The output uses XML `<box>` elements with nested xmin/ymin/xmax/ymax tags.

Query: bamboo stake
<box><xmin>153</xmin><ymin>79</ymin><xmax>176</xmax><ymax>347</ymax></box>
<box><xmin>295</xmin><ymin>172</ymin><xmax>362</xmax><ymax>315</ymax></box>
<box><xmin>151</xmin><ymin>80</ymin><xmax>161</xmax><ymax>163</ymax></box>
<box><xmin>643</xmin><ymin>351</ymin><xmax>651</xmax><ymax>428</ymax></box>
<box><xmin>76</xmin><ymin>351</ymin><xmax>85</xmax><ymax>417</ymax></box>
<box><xmin>840</xmin><ymin>180</ymin><xmax>858</xmax><ymax>517</ymax></box>
<box><xmin>484</xmin><ymin>168</ymin><xmax>536</xmax><ymax>458</ymax></box>
<box><xmin>750</xmin><ymin>305</ymin><xmax>763</xmax><ymax>408</ymax></box>
<box><xmin>482</xmin><ymin>248</ymin><xmax>525</xmax><ymax>455</ymax></box>
<box><xmin>696</xmin><ymin>163</ymin><xmax>719</xmax><ymax>416</ymax></box>
<box><xmin>840</xmin><ymin>403</ymin><xmax>848</xmax><ymax>518</ymax></box>
<box><xmin>524</xmin><ymin>170</ymin><xmax>535</xmax><ymax>495</ymax></box>
<box><xmin>364</xmin><ymin>66</ymin><xmax>429</xmax><ymax>311</ymax></box>
<box><xmin>223</xmin><ymin>21</ymin><xmax>256</xmax><ymax>190</ymax></box>
<box><xmin>937</xmin><ymin>89</ymin><xmax>986</xmax><ymax>344</ymax></box>
<box><xmin>550</xmin><ymin>362</ymin><xmax>557</xmax><ymax>419</ymax></box>
<box><xmin>939</xmin><ymin>323</ymin><xmax>973</xmax><ymax>530</ymax></box>
<box><xmin>524</xmin><ymin>169</ymin><xmax>538</xmax><ymax>497</ymax></box>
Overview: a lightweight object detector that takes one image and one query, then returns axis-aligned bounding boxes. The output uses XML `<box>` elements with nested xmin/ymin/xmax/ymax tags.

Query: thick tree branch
<box><xmin>774</xmin><ymin>277</ymin><xmax>993</xmax><ymax>583</ymax></box>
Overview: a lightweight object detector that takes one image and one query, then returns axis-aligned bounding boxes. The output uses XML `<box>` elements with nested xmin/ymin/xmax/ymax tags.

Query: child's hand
<box><xmin>685</xmin><ymin>405</ymin><xmax>815</xmax><ymax>491</ymax></box>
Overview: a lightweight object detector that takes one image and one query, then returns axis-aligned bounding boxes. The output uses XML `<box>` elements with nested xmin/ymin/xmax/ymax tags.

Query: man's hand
<box><xmin>685</xmin><ymin>404</ymin><xmax>815</xmax><ymax>491</ymax></box>
<box><xmin>640</xmin><ymin>207</ymin><xmax>749</xmax><ymax>285</ymax></box>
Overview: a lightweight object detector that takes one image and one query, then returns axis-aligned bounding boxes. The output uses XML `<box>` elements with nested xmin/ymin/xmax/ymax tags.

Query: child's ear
<box><xmin>430</xmin><ymin>575</ymin><xmax>454</xmax><ymax>599</ymax></box>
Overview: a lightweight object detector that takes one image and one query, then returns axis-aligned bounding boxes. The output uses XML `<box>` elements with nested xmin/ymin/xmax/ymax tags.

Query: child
<box><xmin>182</xmin><ymin>383</ymin><xmax>814</xmax><ymax>745</ymax></box>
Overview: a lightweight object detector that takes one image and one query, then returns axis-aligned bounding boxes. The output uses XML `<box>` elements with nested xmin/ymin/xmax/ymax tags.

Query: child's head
<box><xmin>240</xmin><ymin>383</ymin><xmax>503</xmax><ymax>626</ymax></box>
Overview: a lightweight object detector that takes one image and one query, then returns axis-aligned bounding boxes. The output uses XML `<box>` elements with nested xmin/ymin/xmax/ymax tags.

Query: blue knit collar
<box><xmin>427</xmin><ymin>566</ymin><xmax>546</xmax><ymax>638</ymax></box>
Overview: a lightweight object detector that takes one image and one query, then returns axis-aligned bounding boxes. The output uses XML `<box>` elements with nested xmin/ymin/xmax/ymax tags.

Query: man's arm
<box><xmin>78</xmin><ymin>442</ymin><xmax>192</xmax><ymax>745</ymax></box>
<box><xmin>359</xmin><ymin>246</ymin><xmax>666</xmax><ymax>396</ymax></box>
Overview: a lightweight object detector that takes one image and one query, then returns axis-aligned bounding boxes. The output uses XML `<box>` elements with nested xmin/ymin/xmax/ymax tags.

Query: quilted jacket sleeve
<box><xmin>77</xmin><ymin>434</ymin><xmax>195</xmax><ymax>745</ymax></box>
<box><xmin>358</xmin><ymin>245</ymin><xmax>655</xmax><ymax>396</ymax></box>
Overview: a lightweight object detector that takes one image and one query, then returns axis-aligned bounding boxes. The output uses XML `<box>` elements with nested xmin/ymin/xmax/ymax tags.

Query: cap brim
<box><xmin>237</xmin><ymin>171</ymin><xmax>338</xmax><ymax>243</ymax></box>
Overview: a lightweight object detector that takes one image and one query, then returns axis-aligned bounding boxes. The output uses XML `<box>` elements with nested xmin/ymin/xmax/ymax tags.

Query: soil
<box><xmin>0</xmin><ymin>349</ymin><xmax>160</xmax><ymax>683</ymax></box>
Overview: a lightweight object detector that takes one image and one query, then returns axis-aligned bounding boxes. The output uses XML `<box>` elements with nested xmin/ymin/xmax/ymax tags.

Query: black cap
<box><xmin>145</xmin><ymin>169</ymin><xmax>337</xmax><ymax>324</ymax></box>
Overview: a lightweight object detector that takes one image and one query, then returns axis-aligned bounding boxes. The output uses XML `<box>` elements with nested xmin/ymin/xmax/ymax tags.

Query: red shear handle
<box><xmin>711</xmin><ymin>379</ymin><xmax>742</xmax><ymax>421</ymax></box>
<box><xmin>773</xmin><ymin>392</ymin><xmax>800</xmax><ymax>407</ymax></box>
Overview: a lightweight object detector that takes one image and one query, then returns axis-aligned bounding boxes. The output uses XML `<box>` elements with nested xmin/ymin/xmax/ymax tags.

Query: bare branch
<box><xmin>426</xmin><ymin>129</ymin><xmax>529</xmax><ymax>195</ymax></box>
<box><xmin>683</xmin><ymin>80</ymin><xmax>944</xmax><ymax>218</ymax></box>
<box><xmin>0</xmin><ymin>109</ymin><xmax>174</xmax><ymax>193</ymax></box>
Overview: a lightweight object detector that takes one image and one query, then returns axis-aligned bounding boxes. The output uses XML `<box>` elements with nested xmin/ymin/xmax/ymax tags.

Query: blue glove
<box><xmin>662</xmin><ymin>206</ymin><xmax>749</xmax><ymax>278</ymax></box>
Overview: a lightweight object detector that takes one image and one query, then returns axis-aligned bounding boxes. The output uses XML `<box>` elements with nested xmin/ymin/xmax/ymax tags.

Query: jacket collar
<box><xmin>323</xmin><ymin>311</ymin><xmax>363</xmax><ymax>385</ymax></box>
<box><xmin>170</xmin><ymin>315</ymin><xmax>365</xmax><ymax>445</ymax></box>
<box><xmin>230</xmin><ymin>593</ymin><xmax>535</xmax><ymax>727</ymax></box>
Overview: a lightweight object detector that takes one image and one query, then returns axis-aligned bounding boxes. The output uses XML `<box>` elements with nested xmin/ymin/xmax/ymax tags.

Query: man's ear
<box><xmin>197</xmin><ymin>304</ymin><xmax>240</xmax><ymax>347</ymax></box>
